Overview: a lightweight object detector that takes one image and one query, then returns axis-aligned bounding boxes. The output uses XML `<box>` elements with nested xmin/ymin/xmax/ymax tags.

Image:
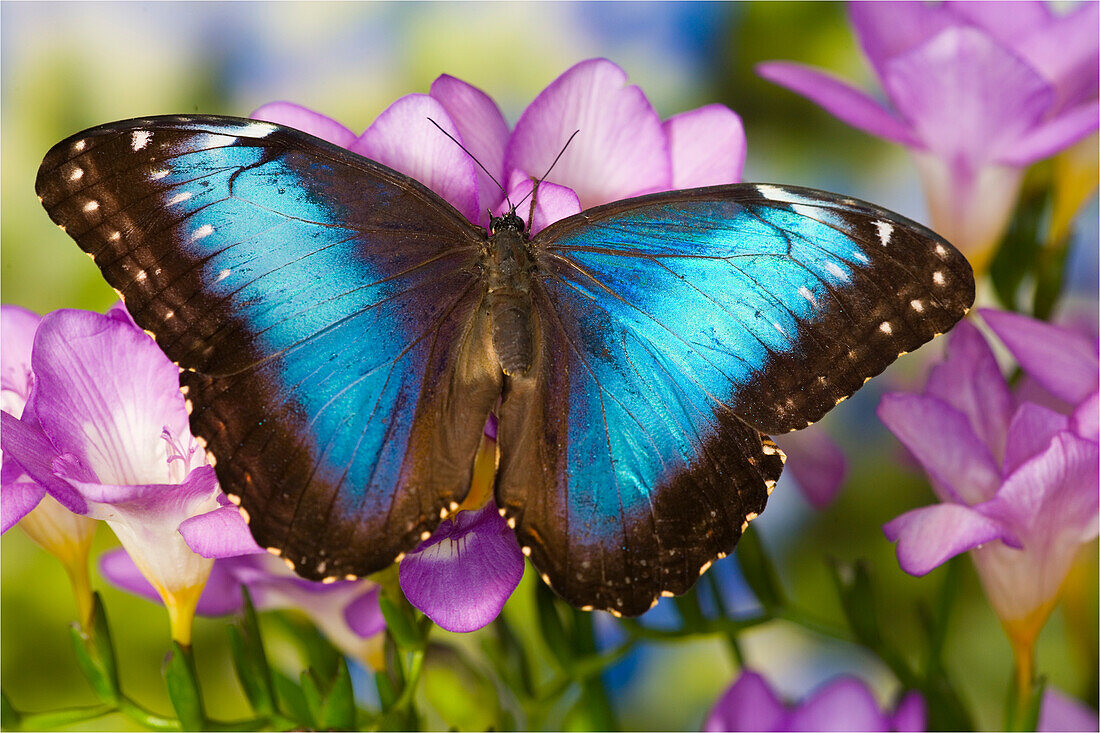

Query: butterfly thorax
<box><xmin>486</xmin><ymin>214</ymin><xmax>535</xmax><ymax>378</ymax></box>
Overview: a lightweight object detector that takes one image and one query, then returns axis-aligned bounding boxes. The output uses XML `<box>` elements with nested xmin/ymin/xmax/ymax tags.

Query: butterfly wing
<box><xmin>36</xmin><ymin>116</ymin><xmax>502</xmax><ymax>580</ymax></box>
<box><xmin>496</xmin><ymin>183</ymin><xmax>973</xmax><ymax>615</ymax></box>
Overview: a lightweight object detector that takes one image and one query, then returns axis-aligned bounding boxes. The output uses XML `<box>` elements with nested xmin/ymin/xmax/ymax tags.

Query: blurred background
<box><xmin>2</xmin><ymin>3</ymin><xmax>1096</xmax><ymax>731</ymax></box>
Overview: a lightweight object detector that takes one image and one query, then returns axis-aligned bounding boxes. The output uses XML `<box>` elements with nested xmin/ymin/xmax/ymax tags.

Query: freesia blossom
<box><xmin>0</xmin><ymin>307</ymin><xmax>262</xmax><ymax>644</ymax></box>
<box><xmin>705</xmin><ymin>670</ymin><xmax>925</xmax><ymax>732</ymax></box>
<box><xmin>1</xmin><ymin>305</ymin><xmax>98</xmax><ymax>627</ymax></box>
<box><xmin>877</xmin><ymin>310</ymin><xmax>1098</xmax><ymax>691</ymax></box>
<box><xmin>758</xmin><ymin>1</ymin><xmax>1100</xmax><ymax>271</ymax></box>
<box><xmin>254</xmin><ymin>57</ymin><xmax>750</xmax><ymax>630</ymax></box>
<box><xmin>100</xmin><ymin>549</ymin><xmax>385</xmax><ymax>664</ymax></box>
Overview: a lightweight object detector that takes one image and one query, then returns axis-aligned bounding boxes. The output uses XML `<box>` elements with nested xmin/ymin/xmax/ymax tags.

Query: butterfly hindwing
<box><xmin>492</xmin><ymin>183</ymin><xmax>973</xmax><ymax>613</ymax></box>
<box><xmin>35</xmin><ymin>115</ymin><xmax>503</xmax><ymax>579</ymax></box>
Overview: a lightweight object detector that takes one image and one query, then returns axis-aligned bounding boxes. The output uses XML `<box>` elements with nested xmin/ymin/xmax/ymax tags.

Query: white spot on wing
<box><xmin>73</xmin><ymin>140</ymin><xmax>86</xmax><ymax>152</ymax></box>
<box><xmin>798</xmin><ymin>286</ymin><xmax>818</xmax><ymax>307</ymax></box>
<box><xmin>215</xmin><ymin>268</ymin><xmax>231</xmax><ymax>282</ymax></box>
<box><xmin>824</xmin><ymin>261</ymin><xmax>849</xmax><ymax>281</ymax></box>
<box><xmin>934</xmin><ymin>244</ymin><xmax>947</xmax><ymax>257</ymax></box>
<box><xmin>83</xmin><ymin>200</ymin><xmax>99</xmax><ymax>212</ymax></box>
<box><xmin>150</xmin><ymin>169</ymin><xmax>170</xmax><ymax>180</ymax></box>
<box><xmin>933</xmin><ymin>271</ymin><xmax>945</xmax><ymax>285</ymax></box>
<box><xmin>880</xmin><ymin>321</ymin><xmax>892</xmax><ymax>334</ymax></box>
<box><xmin>131</xmin><ymin>130</ymin><xmax>152</xmax><ymax>151</ymax></box>
<box><xmin>191</xmin><ymin>224</ymin><xmax>214</xmax><ymax>241</ymax></box>
<box><xmin>69</xmin><ymin>167</ymin><xmax>84</xmax><ymax>181</ymax></box>
<box><xmin>911</xmin><ymin>299</ymin><xmax>924</xmax><ymax>312</ymax></box>
<box><xmin>874</xmin><ymin>220</ymin><xmax>894</xmax><ymax>246</ymax></box>
<box><xmin>757</xmin><ymin>184</ymin><xmax>786</xmax><ymax>201</ymax></box>
<box><xmin>167</xmin><ymin>191</ymin><xmax>192</xmax><ymax>206</ymax></box>
<box><xmin>243</xmin><ymin>121</ymin><xmax>276</xmax><ymax>137</ymax></box>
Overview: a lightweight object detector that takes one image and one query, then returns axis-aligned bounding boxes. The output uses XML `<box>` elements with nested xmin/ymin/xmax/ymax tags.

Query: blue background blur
<box><xmin>2</xmin><ymin>3</ymin><xmax>1096</xmax><ymax>730</ymax></box>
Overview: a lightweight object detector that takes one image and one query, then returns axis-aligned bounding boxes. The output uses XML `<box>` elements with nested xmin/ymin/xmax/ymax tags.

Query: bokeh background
<box><xmin>2</xmin><ymin>3</ymin><xmax>1096</xmax><ymax>731</ymax></box>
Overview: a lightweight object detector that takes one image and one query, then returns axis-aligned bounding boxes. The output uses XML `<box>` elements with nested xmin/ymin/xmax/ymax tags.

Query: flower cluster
<box><xmin>879</xmin><ymin>309</ymin><xmax>1098</xmax><ymax>680</ymax></box>
<box><xmin>759</xmin><ymin>1</ymin><xmax>1099</xmax><ymax>270</ymax></box>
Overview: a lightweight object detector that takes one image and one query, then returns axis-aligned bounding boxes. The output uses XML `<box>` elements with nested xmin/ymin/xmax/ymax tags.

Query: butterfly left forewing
<box><xmin>36</xmin><ymin>116</ymin><xmax>503</xmax><ymax>580</ymax></box>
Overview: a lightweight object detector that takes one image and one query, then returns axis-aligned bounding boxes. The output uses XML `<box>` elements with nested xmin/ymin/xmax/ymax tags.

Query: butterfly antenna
<box><xmin>426</xmin><ymin>117</ymin><xmax>511</xmax><ymax>209</ymax></box>
<box><xmin>514</xmin><ymin>129</ymin><xmax>580</xmax><ymax>211</ymax></box>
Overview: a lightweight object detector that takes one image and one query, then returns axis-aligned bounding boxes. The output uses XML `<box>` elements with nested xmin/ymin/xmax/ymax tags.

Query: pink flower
<box><xmin>253</xmin><ymin>58</ymin><xmax>748</xmax><ymax>631</ymax></box>
<box><xmin>758</xmin><ymin>2</ymin><xmax>1099</xmax><ymax>270</ymax></box>
<box><xmin>705</xmin><ymin>670</ymin><xmax>925</xmax><ymax>732</ymax></box>
<box><xmin>878</xmin><ymin>309</ymin><xmax>1098</xmax><ymax>691</ymax></box>
<box><xmin>1</xmin><ymin>307</ymin><xmax>263</xmax><ymax>643</ymax></box>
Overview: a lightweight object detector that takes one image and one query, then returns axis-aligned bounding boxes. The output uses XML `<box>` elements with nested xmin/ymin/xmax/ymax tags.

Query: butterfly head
<box><xmin>490</xmin><ymin>211</ymin><xmax>527</xmax><ymax>237</ymax></box>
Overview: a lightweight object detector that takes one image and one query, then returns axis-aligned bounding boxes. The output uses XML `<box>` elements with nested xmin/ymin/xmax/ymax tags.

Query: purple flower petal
<box><xmin>1039</xmin><ymin>687</ymin><xmax>1100</xmax><ymax>732</ymax></box>
<box><xmin>756</xmin><ymin>62</ymin><xmax>918</xmax><ymax>146</ymax></box>
<box><xmin>891</xmin><ymin>690</ymin><xmax>927</xmax><ymax>732</ymax></box>
<box><xmin>507</xmin><ymin>58</ymin><xmax>670</xmax><ymax>209</ymax></box>
<box><xmin>944</xmin><ymin>2</ymin><xmax>1052</xmax><ymax>50</ymax></box>
<box><xmin>179</xmin><ymin>504</ymin><xmax>264</xmax><ymax>558</ymax></box>
<box><xmin>981</xmin><ymin>309</ymin><xmax>1099</xmax><ymax>405</ymax></box>
<box><xmin>1071</xmin><ymin>391</ymin><xmax>1099</xmax><ymax>443</ymax></box>
<box><xmin>343</xmin><ymin>586</ymin><xmax>385</xmax><ymax>638</ymax></box>
<box><xmin>786</xmin><ymin>677</ymin><xmax>891</xmax><ymax>732</ymax></box>
<box><xmin>1</xmin><ymin>472</ymin><xmax>46</xmax><ymax>533</ymax></box>
<box><xmin>924</xmin><ymin>320</ymin><xmax>1013</xmax><ymax>462</ymax></box>
<box><xmin>1002</xmin><ymin>402</ymin><xmax>1070</xmax><ymax>476</ymax></box>
<box><xmin>0</xmin><ymin>410</ymin><xmax>88</xmax><ymax>514</ymax></box>
<box><xmin>353</xmin><ymin>94</ymin><xmax>480</xmax><ymax>225</ymax></box>
<box><xmin>30</xmin><ymin>309</ymin><xmax>193</xmax><ymax>486</ymax></box>
<box><xmin>849</xmin><ymin>1</ymin><xmax>954</xmax><ymax>79</ymax></box>
<box><xmin>398</xmin><ymin>502</ymin><xmax>524</xmax><ymax>633</ymax></box>
<box><xmin>430</xmin><ymin>75</ymin><xmax>511</xmax><ymax>224</ymax></box>
<box><xmin>99</xmin><ymin>547</ymin><xmax>242</xmax><ymax>616</ymax></box>
<box><xmin>775</xmin><ymin>429</ymin><xmax>847</xmax><ymax>509</ymax></box>
<box><xmin>662</xmin><ymin>104</ymin><xmax>746</xmax><ymax>188</ymax></box>
<box><xmin>502</xmin><ymin>173</ymin><xmax>581</xmax><ymax>235</ymax></box>
<box><xmin>991</xmin><ymin>432</ymin><xmax>1099</xmax><ymax>542</ymax></box>
<box><xmin>65</xmin><ymin>465</ymin><xmax>218</xmax><ymax>513</ymax></box>
<box><xmin>884</xmin><ymin>503</ymin><xmax>1018</xmax><ymax>576</ymax></box>
<box><xmin>704</xmin><ymin>670</ymin><xmax>785</xmax><ymax>732</ymax></box>
<box><xmin>1014</xmin><ymin>2</ymin><xmax>1100</xmax><ymax>110</ymax></box>
<box><xmin>877</xmin><ymin>393</ymin><xmax>1001</xmax><ymax>505</ymax></box>
<box><xmin>1</xmin><ymin>305</ymin><xmax>39</xmax><ymax>401</ymax></box>
<box><xmin>250</xmin><ymin>102</ymin><xmax>357</xmax><ymax>148</ymax></box>
<box><xmin>882</xmin><ymin>27</ymin><xmax>1054</xmax><ymax>162</ymax></box>
<box><xmin>999</xmin><ymin>101</ymin><xmax>1100</xmax><ymax>167</ymax></box>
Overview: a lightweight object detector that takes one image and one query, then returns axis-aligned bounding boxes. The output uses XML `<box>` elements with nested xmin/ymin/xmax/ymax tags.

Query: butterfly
<box><xmin>35</xmin><ymin>115</ymin><xmax>974</xmax><ymax>616</ymax></box>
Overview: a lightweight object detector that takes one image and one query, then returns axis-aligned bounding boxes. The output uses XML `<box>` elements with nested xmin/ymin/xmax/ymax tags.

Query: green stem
<box><xmin>116</xmin><ymin>695</ymin><xmax>182</xmax><ymax>731</ymax></box>
<box><xmin>391</xmin><ymin>647</ymin><xmax>425</xmax><ymax>713</ymax></box>
<box><xmin>15</xmin><ymin>703</ymin><xmax>115</xmax><ymax>730</ymax></box>
<box><xmin>705</xmin><ymin>572</ymin><xmax>745</xmax><ymax>666</ymax></box>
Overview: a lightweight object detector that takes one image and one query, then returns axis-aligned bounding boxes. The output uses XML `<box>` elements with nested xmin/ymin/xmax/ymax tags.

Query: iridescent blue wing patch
<box><xmin>493</xmin><ymin>184</ymin><xmax>973</xmax><ymax>615</ymax></box>
<box><xmin>35</xmin><ymin>116</ymin><xmax>502</xmax><ymax>580</ymax></box>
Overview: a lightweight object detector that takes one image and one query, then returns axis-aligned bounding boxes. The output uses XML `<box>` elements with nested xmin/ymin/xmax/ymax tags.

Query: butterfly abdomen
<box><xmin>486</xmin><ymin>226</ymin><xmax>536</xmax><ymax>376</ymax></box>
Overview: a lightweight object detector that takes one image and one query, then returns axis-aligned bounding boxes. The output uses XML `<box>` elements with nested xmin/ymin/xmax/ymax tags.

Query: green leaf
<box><xmin>990</xmin><ymin>164</ymin><xmax>1053</xmax><ymax>312</ymax></box>
<box><xmin>482</xmin><ymin>615</ymin><xmax>534</xmax><ymax>698</ymax></box>
<box><xmin>274</xmin><ymin>612</ymin><xmax>340</xmax><ymax>681</ymax></box>
<box><xmin>562</xmin><ymin>681</ymin><xmax>617</xmax><ymax>732</ymax></box>
<box><xmin>534</xmin><ymin>581</ymin><xmax>573</xmax><ymax>671</ymax></box>
<box><xmin>69</xmin><ymin>593</ymin><xmax>120</xmax><ymax>704</ymax></box>
<box><xmin>299</xmin><ymin>669</ymin><xmax>325</xmax><ymax>729</ymax></box>
<box><xmin>320</xmin><ymin>658</ymin><xmax>356</xmax><ymax>731</ymax></box>
<box><xmin>272</xmin><ymin>672</ymin><xmax>312</xmax><ymax>727</ymax></box>
<box><xmin>375</xmin><ymin>669</ymin><xmax>398</xmax><ymax>712</ymax></box>
<box><xmin>226</xmin><ymin>587</ymin><xmax>276</xmax><ymax>716</ymax></box>
<box><xmin>163</xmin><ymin>642</ymin><xmax>206</xmax><ymax>731</ymax></box>
<box><xmin>378</xmin><ymin>595</ymin><xmax>422</xmax><ymax>650</ymax></box>
<box><xmin>1032</xmin><ymin>237</ymin><xmax>1070</xmax><ymax>320</ymax></box>
<box><xmin>827</xmin><ymin>559</ymin><xmax>882</xmax><ymax>650</ymax></box>
<box><xmin>423</xmin><ymin>644</ymin><xmax>501</xmax><ymax>732</ymax></box>
<box><xmin>735</xmin><ymin>527</ymin><xmax>784</xmax><ymax>610</ymax></box>
<box><xmin>1</xmin><ymin>689</ymin><xmax>21</xmax><ymax>730</ymax></box>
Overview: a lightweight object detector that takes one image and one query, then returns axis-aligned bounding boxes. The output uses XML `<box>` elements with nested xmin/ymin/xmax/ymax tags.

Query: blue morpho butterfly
<box><xmin>36</xmin><ymin>116</ymin><xmax>974</xmax><ymax>616</ymax></box>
